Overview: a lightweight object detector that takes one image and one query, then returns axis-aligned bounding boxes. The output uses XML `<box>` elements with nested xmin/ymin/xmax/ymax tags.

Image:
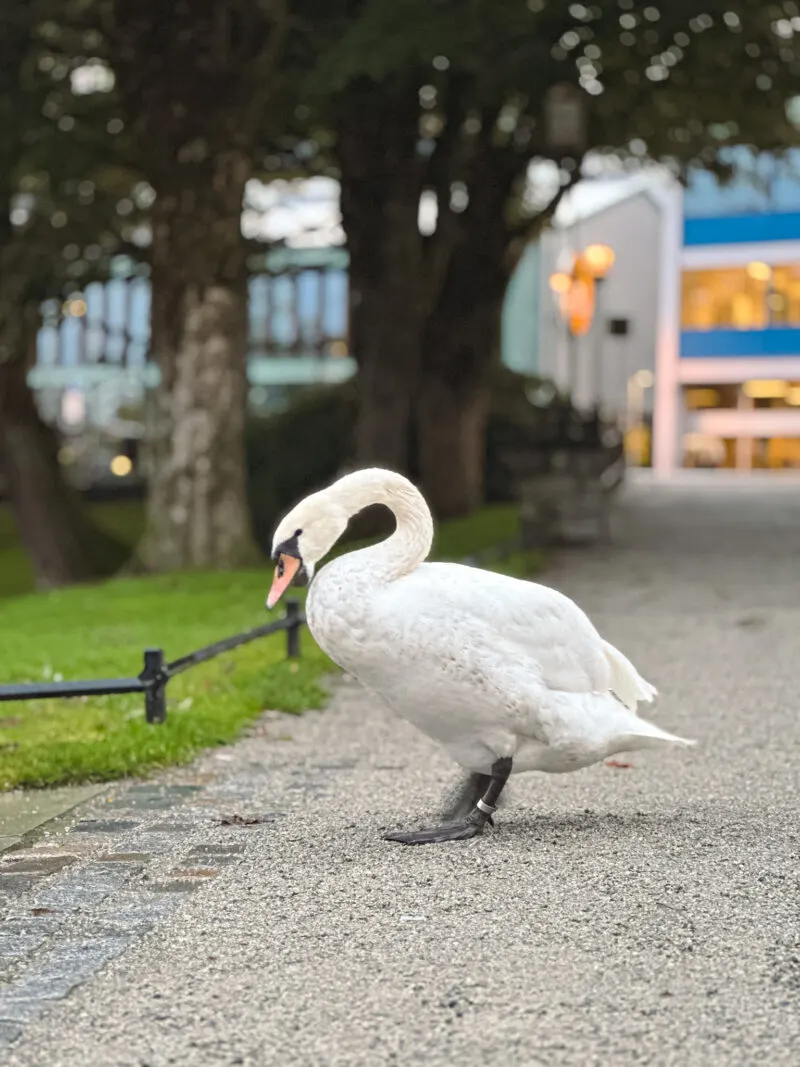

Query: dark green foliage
<box><xmin>246</xmin><ymin>381</ymin><xmax>359</xmax><ymax>549</ymax></box>
<box><xmin>244</xmin><ymin>365</ymin><xmax>603</xmax><ymax>546</ymax></box>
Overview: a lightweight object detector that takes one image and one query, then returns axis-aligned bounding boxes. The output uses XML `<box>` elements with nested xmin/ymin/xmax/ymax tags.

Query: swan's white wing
<box><xmin>375</xmin><ymin>561</ymin><xmax>612</xmax><ymax>697</ymax></box>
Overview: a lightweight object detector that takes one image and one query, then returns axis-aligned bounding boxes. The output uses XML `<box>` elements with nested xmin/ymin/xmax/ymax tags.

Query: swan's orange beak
<box><xmin>266</xmin><ymin>553</ymin><xmax>301</xmax><ymax>610</ymax></box>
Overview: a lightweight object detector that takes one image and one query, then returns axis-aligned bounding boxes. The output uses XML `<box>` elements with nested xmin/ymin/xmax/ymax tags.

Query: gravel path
<box><xmin>4</xmin><ymin>478</ymin><xmax>800</xmax><ymax>1066</ymax></box>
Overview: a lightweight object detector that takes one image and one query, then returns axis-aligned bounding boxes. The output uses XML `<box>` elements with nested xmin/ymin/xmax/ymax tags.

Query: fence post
<box><xmin>141</xmin><ymin>648</ymin><xmax>167</xmax><ymax>724</ymax></box>
<box><xmin>285</xmin><ymin>599</ymin><xmax>301</xmax><ymax>659</ymax></box>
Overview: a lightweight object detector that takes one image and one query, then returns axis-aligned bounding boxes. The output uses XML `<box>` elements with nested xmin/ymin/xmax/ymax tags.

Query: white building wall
<box><xmin>536</xmin><ymin>191</ymin><xmax>662</xmax><ymax>418</ymax></box>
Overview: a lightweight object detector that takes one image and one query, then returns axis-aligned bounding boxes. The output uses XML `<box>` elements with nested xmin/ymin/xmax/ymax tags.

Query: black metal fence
<box><xmin>0</xmin><ymin>600</ymin><xmax>304</xmax><ymax>725</ymax></box>
<box><xmin>0</xmin><ymin>540</ymin><xmax>536</xmax><ymax>726</ymax></box>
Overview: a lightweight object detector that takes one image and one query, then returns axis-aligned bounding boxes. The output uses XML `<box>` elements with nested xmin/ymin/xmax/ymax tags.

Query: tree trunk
<box><xmin>337</xmin><ymin>78</ymin><xmax>425</xmax><ymax>475</ymax></box>
<box><xmin>347</xmin><ymin>276</ymin><xmax>419</xmax><ymax>472</ymax></box>
<box><xmin>340</xmin><ymin>255</ymin><xmax>420</xmax><ymax>539</ymax></box>
<box><xmin>103</xmin><ymin>1</ymin><xmax>287</xmax><ymax>574</ymax></box>
<box><xmin>135</xmin><ymin>151</ymin><xmax>259</xmax><ymax>572</ymax></box>
<box><xmin>416</xmin><ymin>141</ymin><xmax>518</xmax><ymax>518</ymax></box>
<box><xmin>417</xmin><ymin>295</ymin><xmax>503</xmax><ymax>518</ymax></box>
<box><xmin>0</xmin><ymin>307</ymin><xmax>127</xmax><ymax>589</ymax></box>
<box><xmin>416</xmin><ymin>379</ymin><xmax>491</xmax><ymax>521</ymax></box>
<box><xmin>342</xmin><ymin>195</ymin><xmax>422</xmax><ymax>476</ymax></box>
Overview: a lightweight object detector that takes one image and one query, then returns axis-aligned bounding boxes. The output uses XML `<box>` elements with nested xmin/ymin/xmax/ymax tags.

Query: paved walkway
<box><xmin>2</xmin><ymin>480</ymin><xmax>799</xmax><ymax>1066</ymax></box>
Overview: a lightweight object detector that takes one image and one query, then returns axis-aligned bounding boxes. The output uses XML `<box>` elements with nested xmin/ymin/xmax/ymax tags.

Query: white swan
<box><xmin>267</xmin><ymin>468</ymin><xmax>693</xmax><ymax>845</ymax></box>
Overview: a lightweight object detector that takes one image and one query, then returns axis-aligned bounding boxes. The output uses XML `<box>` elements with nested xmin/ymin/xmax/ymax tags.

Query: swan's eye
<box><xmin>294</xmin><ymin>528</ymin><xmax>302</xmax><ymax>537</ymax></box>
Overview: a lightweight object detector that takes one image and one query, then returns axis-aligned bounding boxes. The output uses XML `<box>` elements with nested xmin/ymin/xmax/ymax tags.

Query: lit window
<box><xmin>742</xmin><ymin>379</ymin><xmax>789</xmax><ymax>400</ymax></box>
<box><xmin>684</xmin><ymin>387</ymin><xmax>722</xmax><ymax>409</ymax></box>
<box><xmin>770</xmin><ymin>266</ymin><xmax>800</xmax><ymax>325</ymax></box>
<box><xmin>681</xmin><ymin>268</ymin><xmax>768</xmax><ymax>329</ymax></box>
<box><xmin>682</xmin><ymin>264</ymin><xmax>800</xmax><ymax>329</ymax></box>
<box><xmin>746</xmin><ymin>261</ymin><xmax>771</xmax><ymax>282</ymax></box>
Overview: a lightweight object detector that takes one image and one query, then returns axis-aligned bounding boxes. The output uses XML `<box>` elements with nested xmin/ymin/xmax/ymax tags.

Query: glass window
<box><xmin>683</xmin><ymin>384</ymin><xmax>739</xmax><ymax>409</ymax></box>
<box><xmin>681</xmin><ymin>268</ymin><xmax>768</xmax><ymax>329</ymax></box>
<box><xmin>770</xmin><ymin>266</ymin><xmax>800</xmax><ymax>325</ymax></box>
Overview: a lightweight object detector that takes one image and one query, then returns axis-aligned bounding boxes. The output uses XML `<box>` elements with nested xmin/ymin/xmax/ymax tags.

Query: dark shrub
<box><xmin>245</xmin><ymin>366</ymin><xmax>599</xmax><ymax>553</ymax></box>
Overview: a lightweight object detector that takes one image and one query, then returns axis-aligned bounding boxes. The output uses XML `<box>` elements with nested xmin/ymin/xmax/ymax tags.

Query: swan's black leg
<box><xmin>439</xmin><ymin>768</ymin><xmax>513</xmax><ymax>825</ymax></box>
<box><xmin>440</xmin><ymin>771</ymin><xmax>492</xmax><ymax>824</ymax></box>
<box><xmin>383</xmin><ymin>757</ymin><xmax>513</xmax><ymax>845</ymax></box>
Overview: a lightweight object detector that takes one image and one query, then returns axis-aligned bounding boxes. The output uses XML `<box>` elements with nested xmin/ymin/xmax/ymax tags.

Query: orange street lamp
<box><xmin>582</xmin><ymin>243</ymin><xmax>616</xmax><ymax>279</ymax></box>
<box><xmin>548</xmin><ymin>271</ymin><xmax>572</xmax><ymax>295</ymax></box>
<box><xmin>567</xmin><ymin>255</ymin><xmax>595</xmax><ymax>337</ymax></box>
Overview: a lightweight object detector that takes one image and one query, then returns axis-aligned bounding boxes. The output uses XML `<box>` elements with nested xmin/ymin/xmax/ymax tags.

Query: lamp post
<box><xmin>548</xmin><ymin>269</ymin><xmax>573</xmax><ymax>395</ymax></box>
<box><xmin>548</xmin><ymin>242</ymin><xmax>614</xmax><ymax>410</ymax></box>
<box><xmin>582</xmin><ymin>243</ymin><xmax>615</xmax><ymax>412</ymax></box>
<box><xmin>548</xmin><ymin>264</ymin><xmax>591</xmax><ymax>401</ymax></box>
<box><xmin>626</xmin><ymin>369</ymin><xmax>654</xmax><ymax>465</ymax></box>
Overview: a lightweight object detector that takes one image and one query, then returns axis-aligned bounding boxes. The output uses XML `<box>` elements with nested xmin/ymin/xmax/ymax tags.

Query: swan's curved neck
<box><xmin>329</xmin><ymin>469</ymin><xmax>434</xmax><ymax>582</ymax></box>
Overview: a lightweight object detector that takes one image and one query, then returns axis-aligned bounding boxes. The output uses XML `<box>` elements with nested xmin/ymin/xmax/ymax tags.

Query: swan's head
<box><xmin>266</xmin><ymin>489</ymin><xmax>349</xmax><ymax>609</ymax></box>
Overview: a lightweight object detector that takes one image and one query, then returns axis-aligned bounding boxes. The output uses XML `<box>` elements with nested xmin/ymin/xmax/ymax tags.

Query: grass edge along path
<box><xmin>0</xmin><ymin>504</ymin><xmax>541</xmax><ymax>791</ymax></box>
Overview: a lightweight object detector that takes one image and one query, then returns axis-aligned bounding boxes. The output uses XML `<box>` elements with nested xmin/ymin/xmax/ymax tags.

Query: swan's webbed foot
<box><xmin>383</xmin><ymin>810</ymin><xmax>489</xmax><ymax>846</ymax></box>
<box><xmin>383</xmin><ymin>756</ymin><xmax>512</xmax><ymax>846</ymax></box>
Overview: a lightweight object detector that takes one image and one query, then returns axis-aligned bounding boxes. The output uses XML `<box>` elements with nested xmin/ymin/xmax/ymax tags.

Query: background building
<box><xmin>29</xmin><ymin>150</ymin><xmax>800</xmax><ymax>486</ymax></box>
<box><xmin>506</xmin><ymin>148</ymin><xmax>800</xmax><ymax>473</ymax></box>
<box><xmin>666</xmin><ymin>148</ymin><xmax>800</xmax><ymax>472</ymax></box>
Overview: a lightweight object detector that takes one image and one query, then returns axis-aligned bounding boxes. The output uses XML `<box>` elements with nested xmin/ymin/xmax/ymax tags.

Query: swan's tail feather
<box><xmin>618</xmin><ymin>716</ymin><xmax>696</xmax><ymax>752</ymax></box>
<box><xmin>602</xmin><ymin>639</ymin><xmax>657</xmax><ymax>711</ymax></box>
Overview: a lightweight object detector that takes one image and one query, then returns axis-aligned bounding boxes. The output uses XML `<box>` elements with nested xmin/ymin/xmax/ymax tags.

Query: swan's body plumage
<box><xmin>271</xmin><ymin>467</ymin><xmax>692</xmax><ymax>788</ymax></box>
<box><xmin>308</xmin><ymin>556</ymin><xmax>685</xmax><ymax>775</ymax></box>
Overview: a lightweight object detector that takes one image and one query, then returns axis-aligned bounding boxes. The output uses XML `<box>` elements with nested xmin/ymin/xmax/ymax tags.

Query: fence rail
<box><xmin>0</xmin><ymin>600</ymin><xmax>304</xmax><ymax>725</ymax></box>
<box><xmin>0</xmin><ymin>541</ymin><xmax>534</xmax><ymax>725</ymax></box>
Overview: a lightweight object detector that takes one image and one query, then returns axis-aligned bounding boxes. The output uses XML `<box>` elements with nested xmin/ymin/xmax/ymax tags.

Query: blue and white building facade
<box><xmin>522</xmin><ymin>149</ymin><xmax>800</xmax><ymax>473</ymax></box>
<box><xmin>655</xmin><ymin>150</ymin><xmax>800</xmax><ymax>473</ymax></box>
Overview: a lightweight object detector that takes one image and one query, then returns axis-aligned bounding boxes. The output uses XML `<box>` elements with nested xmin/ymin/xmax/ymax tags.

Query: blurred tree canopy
<box><xmin>288</xmin><ymin>0</ymin><xmax>800</xmax><ymax>515</ymax></box>
<box><xmin>3</xmin><ymin>1</ymin><xmax>289</xmax><ymax>581</ymax></box>
<box><xmin>0</xmin><ymin>1</ymin><xmax>143</xmax><ymax>587</ymax></box>
<box><xmin>3</xmin><ymin>0</ymin><xmax>800</xmax><ymax>585</ymax></box>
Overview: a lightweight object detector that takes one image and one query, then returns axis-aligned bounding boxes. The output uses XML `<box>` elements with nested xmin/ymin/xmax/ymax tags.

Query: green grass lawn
<box><xmin>0</xmin><ymin>501</ymin><xmax>539</xmax><ymax>792</ymax></box>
